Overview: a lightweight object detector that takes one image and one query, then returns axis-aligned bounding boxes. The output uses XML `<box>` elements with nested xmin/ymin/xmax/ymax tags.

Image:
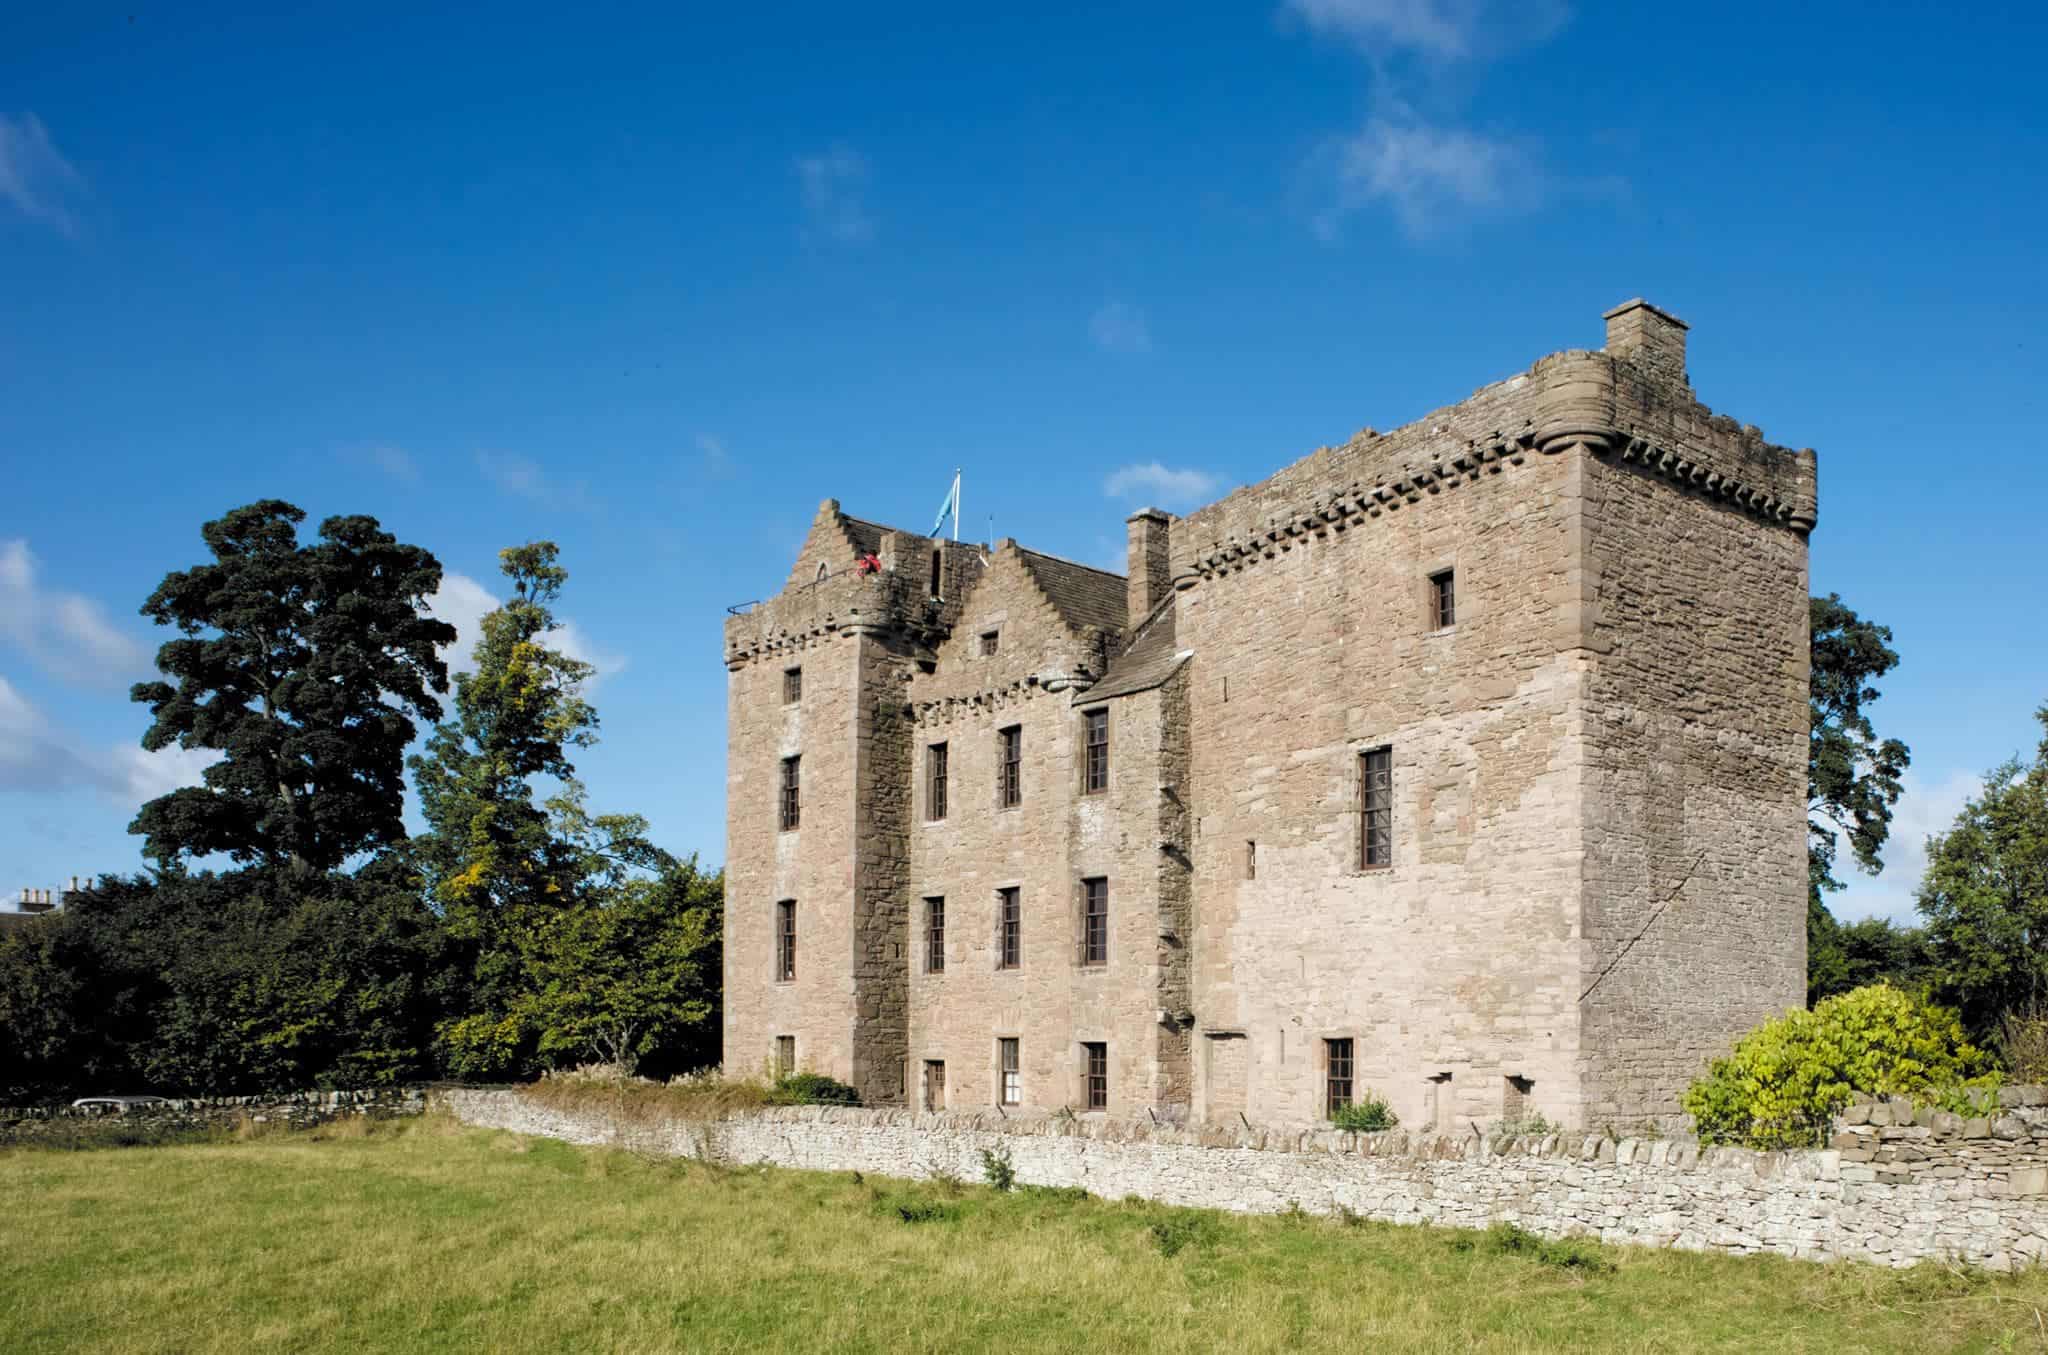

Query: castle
<box><xmin>722</xmin><ymin>300</ymin><xmax>1814</xmax><ymax>1133</ymax></box>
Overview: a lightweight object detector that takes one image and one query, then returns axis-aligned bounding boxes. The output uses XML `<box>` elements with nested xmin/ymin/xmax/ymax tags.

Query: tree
<box><xmin>1684</xmin><ymin>984</ymin><xmax>1997</xmax><ymax>1149</ymax></box>
<box><xmin>412</xmin><ymin>541</ymin><xmax>719</xmax><ymax>1079</ymax></box>
<box><xmin>1806</xmin><ymin>594</ymin><xmax>1912</xmax><ymax>999</ymax></box>
<box><xmin>1917</xmin><ymin>706</ymin><xmax>2048</xmax><ymax>1040</ymax></box>
<box><xmin>130</xmin><ymin>501</ymin><xmax>456</xmax><ymax>872</ymax></box>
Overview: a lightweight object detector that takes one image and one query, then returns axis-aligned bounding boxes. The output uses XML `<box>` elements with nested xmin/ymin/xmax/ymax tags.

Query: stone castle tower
<box><xmin>722</xmin><ymin>300</ymin><xmax>1815</xmax><ymax>1133</ymax></box>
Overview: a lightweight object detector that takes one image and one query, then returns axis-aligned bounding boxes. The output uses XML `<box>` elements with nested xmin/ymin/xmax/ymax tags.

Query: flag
<box><xmin>931</xmin><ymin>470</ymin><xmax>960</xmax><ymax>540</ymax></box>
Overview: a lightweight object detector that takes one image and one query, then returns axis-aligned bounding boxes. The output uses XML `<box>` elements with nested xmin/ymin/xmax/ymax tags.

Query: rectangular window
<box><xmin>999</xmin><ymin>1038</ymin><xmax>1021</xmax><ymax>1106</ymax></box>
<box><xmin>923</xmin><ymin>1059</ymin><xmax>946</xmax><ymax>1111</ymax></box>
<box><xmin>1083</xmin><ymin>1042</ymin><xmax>1108</xmax><ymax>1111</ymax></box>
<box><xmin>779</xmin><ymin>756</ymin><xmax>801</xmax><ymax>831</ymax></box>
<box><xmin>1080</xmin><ymin>877</ymin><xmax>1108</xmax><ymax>967</ymax></box>
<box><xmin>1360</xmin><ymin>747</ymin><xmax>1392</xmax><ymax>869</ymax></box>
<box><xmin>783</xmin><ymin>666</ymin><xmax>802</xmax><ymax>703</ymax></box>
<box><xmin>1326</xmin><ymin>1038</ymin><xmax>1355</xmax><ymax>1118</ymax></box>
<box><xmin>998</xmin><ymin>725</ymin><xmax>1022</xmax><ymax>808</ymax></box>
<box><xmin>924</xmin><ymin>896</ymin><xmax>946</xmax><ymax>974</ymax></box>
<box><xmin>1430</xmin><ymin>569</ymin><xmax>1456</xmax><ymax>631</ymax></box>
<box><xmin>1083</xmin><ymin>708</ymin><xmax>1109</xmax><ymax>793</ymax></box>
<box><xmin>997</xmin><ymin>887</ymin><xmax>1021</xmax><ymax>970</ymax></box>
<box><xmin>1504</xmin><ymin>1075</ymin><xmax>1532</xmax><ymax>1121</ymax></box>
<box><xmin>926</xmin><ymin>742</ymin><xmax>949</xmax><ymax>821</ymax></box>
<box><xmin>980</xmin><ymin>629</ymin><xmax>999</xmax><ymax>656</ymax></box>
<box><xmin>775</xmin><ymin>900</ymin><xmax>796</xmax><ymax>982</ymax></box>
<box><xmin>774</xmin><ymin>1035</ymin><xmax>795</xmax><ymax>1078</ymax></box>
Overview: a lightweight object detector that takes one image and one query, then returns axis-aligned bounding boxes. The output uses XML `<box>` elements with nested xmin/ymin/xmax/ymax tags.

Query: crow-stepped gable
<box><xmin>722</xmin><ymin>300</ymin><xmax>1814</xmax><ymax>1133</ymax></box>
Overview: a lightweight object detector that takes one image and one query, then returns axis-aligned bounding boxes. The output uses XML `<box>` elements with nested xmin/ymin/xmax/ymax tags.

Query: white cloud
<box><xmin>364</xmin><ymin>444</ymin><xmax>420</xmax><ymax>483</ymax></box>
<box><xmin>1828</xmin><ymin>768</ymin><xmax>1985</xmax><ymax>925</ymax></box>
<box><xmin>1089</xmin><ymin>301</ymin><xmax>1153</xmax><ymax>355</ymax></box>
<box><xmin>477</xmin><ymin>452</ymin><xmax>593</xmax><ymax>510</ymax></box>
<box><xmin>795</xmin><ymin>148</ymin><xmax>873</xmax><ymax>244</ymax></box>
<box><xmin>0</xmin><ymin>674</ymin><xmax>214</xmax><ymax>802</ymax></box>
<box><xmin>0</xmin><ymin>539</ymin><xmax>148</xmax><ymax>686</ymax></box>
<box><xmin>1317</xmin><ymin>116</ymin><xmax>1532</xmax><ymax>239</ymax></box>
<box><xmin>697</xmin><ymin>433</ymin><xmax>737</xmax><ymax>480</ymax></box>
<box><xmin>427</xmin><ymin>572</ymin><xmax>625</xmax><ymax>683</ymax></box>
<box><xmin>0</xmin><ymin>113</ymin><xmax>85</xmax><ymax>234</ymax></box>
<box><xmin>1103</xmin><ymin>462</ymin><xmax>1223</xmax><ymax>511</ymax></box>
<box><xmin>1281</xmin><ymin>0</ymin><xmax>1569</xmax><ymax>61</ymax></box>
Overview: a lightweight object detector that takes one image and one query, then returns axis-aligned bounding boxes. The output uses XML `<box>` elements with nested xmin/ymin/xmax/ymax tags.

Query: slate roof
<box><xmin>1017</xmin><ymin>549</ymin><xmax>1127</xmax><ymax>635</ymax></box>
<box><xmin>1087</xmin><ymin>592</ymin><xmax>1187</xmax><ymax>700</ymax></box>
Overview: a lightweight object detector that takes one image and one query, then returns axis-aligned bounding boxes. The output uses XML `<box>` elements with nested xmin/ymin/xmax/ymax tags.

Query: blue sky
<box><xmin>3</xmin><ymin>2</ymin><xmax>2044</xmax><ymax>922</ymax></box>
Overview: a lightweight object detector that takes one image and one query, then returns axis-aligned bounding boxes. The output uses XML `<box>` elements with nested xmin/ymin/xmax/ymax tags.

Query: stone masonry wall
<box><xmin>438</xmin><ymin>1086</ymin><xmax>2048</xmax><ymax>1271</ymax></box>
<box><xmin>0</xmin><ymin>1088</ymin><xmax>425</xmax><ymax>1145</ymax></box>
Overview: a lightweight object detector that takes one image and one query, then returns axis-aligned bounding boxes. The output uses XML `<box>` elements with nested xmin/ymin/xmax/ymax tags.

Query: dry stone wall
<box><xmin>0</xmin><ymin>1088</ymin><xmax>425</xmax><ymax>1145</ymax></box>
<box><xmin>438</xmin><ymin>1086</ymin><xmax>2048</xmax><ymax>1271</ymax></box>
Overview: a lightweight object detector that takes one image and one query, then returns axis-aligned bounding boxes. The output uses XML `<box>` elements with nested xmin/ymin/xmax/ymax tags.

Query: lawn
<box><xmin>4</xmin><ymin>1116</ymin><xmax>2047</xmax><ymax>1354</ymax></box>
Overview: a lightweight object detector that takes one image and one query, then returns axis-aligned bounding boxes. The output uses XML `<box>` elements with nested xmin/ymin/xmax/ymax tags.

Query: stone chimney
<box><xmin>1603</xmin><ymin>298</ymin><xmax>1689</xmax><ymax>392</ymax></box>
<box><xmin>1125</xmin><ymin>508</ymin><xmax>1172</xmax><ymax>622</ymax></box>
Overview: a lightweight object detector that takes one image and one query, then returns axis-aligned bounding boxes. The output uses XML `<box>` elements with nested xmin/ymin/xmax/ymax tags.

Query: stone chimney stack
<box><xmin>1604</xmin><ymin>298</ymin><xmax>1689</xmax><ymax>392</ymax></box>
<box><xmin>1125</xmin><ymin>508</ymin><xmax>1172</xmax><ymax>622</ymax></box>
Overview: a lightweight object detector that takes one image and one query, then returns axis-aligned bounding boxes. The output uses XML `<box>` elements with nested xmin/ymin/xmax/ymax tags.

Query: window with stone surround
<box><xmin>924</xmin><ymin>896</ymin><xmax>946</xmax><ymax>974</ymax></box>
<box><xmin>997</xmin><ymin>886</ymin><xmax>1021</xmax><ymax>969</ymax></box>
<box><xmin>1079</xmin><ymin>877</ymin><xmax>1108</xmax><ymax>967</ymax></box>
<box><xmin>923</xmin><ymin>1059</ymin><xmax>946</xmax><ymax>1111</ymax></box>
<box><xmin>1083</xmin><ymin>708</ymin><xmax>1109</xmax><ymax>793</ymax></box>
<box><xmin>1083</xmin><ymin>1042</ymin><xmax>1108</xmax><ymax>1110</ymax></box>
<box><xmin>775</xmin><ymin>900</ymin><xmax>796</xmax><ymax>982</ymax></box>
<box><xmin>1359</xmin><ymin>747</ymin><xmax>1392</xmax><ymax>869</ymax></box>
<box><xmin>783</xmin><ymin>666</ymin><xmax>801</xmax><ymax>703</ymax></box>
<box><xmin>779</xmin><ymin>756</ymin><xmax>801</xmax><ymax>831</ymax></box>
<box><xmin>1325</xmin><ymin>1038</ymin><xmax>1354</xmax><ymax>1117</ymax></box>
<box><xmin>926</xmin><ymin>742</ymin><xmax>948</xmax><ymax>820</ymax></box>
<box><xmin>1430</xmin><ymin>569</ymin><xmax>1456</xmax><ymax>631</ymax></box>
<box><xmin>998</xmin><ymin>1038</ymin><xmax>1021</xmax><ymax>1106</ymax></box>
<box><xmin>998</xmin><ymin>725</ymin><xmax>1022</xmax><ymax>808</ymax></box>
<box><xmin>980</xmin><ymin>629</ymin><xmax>999</xmax><ymax>656</ymax></box>
<box><xmin>774</xmin><ymin>1035</ymin><xmax>795</xmax><ymax>1077</ymax></box>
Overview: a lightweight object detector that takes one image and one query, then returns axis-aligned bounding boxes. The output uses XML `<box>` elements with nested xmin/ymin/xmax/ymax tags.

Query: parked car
<box><xmin>69</xmin><ymin>1096</ymin><xmax>172</xmax><ymax>1113</ymax></box>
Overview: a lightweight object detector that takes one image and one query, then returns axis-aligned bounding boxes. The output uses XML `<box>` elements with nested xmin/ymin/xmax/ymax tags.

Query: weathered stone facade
<box><xmin>723</xmin><ymin>300</ymin><xmax>1815</xmax><ymax>1133</ymax></box>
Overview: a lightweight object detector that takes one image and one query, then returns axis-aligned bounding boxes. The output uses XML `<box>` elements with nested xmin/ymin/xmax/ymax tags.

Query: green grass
<box><xmin>4</xmin><ymin>1117</ymin><xmax>2048</xmax><ymax>1353</ymax></box>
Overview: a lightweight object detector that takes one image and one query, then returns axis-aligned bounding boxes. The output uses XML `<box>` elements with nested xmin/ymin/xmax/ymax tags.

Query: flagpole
<box><xmin>953</xmin><ymin>469</ymin><xmax>961</xmax><ymax>542</ymax></box>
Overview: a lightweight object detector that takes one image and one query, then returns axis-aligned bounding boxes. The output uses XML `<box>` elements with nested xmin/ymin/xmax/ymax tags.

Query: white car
<box><xmin>69</xmin><ymin>1096</ymin><xmax>172</xmax><ymax>1112</ymax></box>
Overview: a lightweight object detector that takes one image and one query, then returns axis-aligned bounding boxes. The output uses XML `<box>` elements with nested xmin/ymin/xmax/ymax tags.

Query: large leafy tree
<box><xmin>1806</xmin><ymin>594</ymin><xmax>1914</xmax><ymax>1000</ymax></box>
<box><xmin>1917</xmin><ymin>706</ymin><xmax>2048</xmax><ymax>1039</ymax></box>
<box><xmin>412</xmin><ymin>541</ymin><xmax>714</xmax><ymax>1079</ymax></box>
<box><xmin>130</xmin><ymin>501</ymin><xmax>456</xmax><ymax>872</ymax></box>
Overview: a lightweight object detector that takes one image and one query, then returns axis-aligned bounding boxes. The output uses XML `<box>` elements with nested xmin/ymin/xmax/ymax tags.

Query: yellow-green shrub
<box><xmin>1683</xmin><ymin>984</ymin><xmax>2000</xmax><ymax>1149</ymax></box>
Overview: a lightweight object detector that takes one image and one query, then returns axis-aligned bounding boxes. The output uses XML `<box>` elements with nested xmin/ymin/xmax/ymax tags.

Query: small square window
<box><xmin>1429</xmin><ymin>569</ymin><xmax>1456</xmax><ymax>631</ymax></box>
<box><xmin>783</xmin><ymin>667</ymin><xmax>802</xmax><ymax>703</ymax></box>
<box><xmin>980</xmin><ymin>629</ymin><xmax>999</xmax><ymax>656</ymax></box>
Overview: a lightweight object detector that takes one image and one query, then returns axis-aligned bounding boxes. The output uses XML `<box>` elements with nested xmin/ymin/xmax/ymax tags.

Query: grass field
<box><xmin>5</xmin><ymin>1117</ymin><xmax>2048</xmax><ymax>1354</ymax></box>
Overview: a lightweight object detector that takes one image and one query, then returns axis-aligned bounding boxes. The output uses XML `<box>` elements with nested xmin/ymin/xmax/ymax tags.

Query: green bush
<box><xmin>1683</xmin><ymin>983</ymin><xmax>2000</xmax><ymax>1149</ymax></box>
<box><xmin>1330</xmin><ymin>1090</ymin><xmax>1398</xmax><ymax>1133</ymax></box>
<box><xmin>980</xmin><ymin>1145</ymin><xmax>1015</xmax><ymax>1191</ymax></box>
<box><xmin>1465</xmin><ymin>1222</ymin><xmax>1615</xmax><ymax>1274</ymax></box>
<box><xmin>765</xmin><ymin>1072</ymin><xmax>860</xmax><ymax>1106</ymax></box>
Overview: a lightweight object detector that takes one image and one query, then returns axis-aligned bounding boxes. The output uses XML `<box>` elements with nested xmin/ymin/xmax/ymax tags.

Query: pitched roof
<box><xmin>1017</xmin><ymin>549</ymin><xmax>1127</xmax><ymax>635</ymax></box>
<box><xmin>1087</xmin><ymin>592</ymin><xmax>1187</xmax><ymax>700</ymax></box>
<box><xmin>840</xmin><ymin>515</ymin><xmax>896</xmax><ymax>557</ymax></box>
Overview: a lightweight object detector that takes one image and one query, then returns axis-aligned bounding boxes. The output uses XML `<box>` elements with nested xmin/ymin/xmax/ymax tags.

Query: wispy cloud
<box><xmin>1828</xmin><ymin>768</ymin><xmax>1985</xmax><ymax>925</ymax></box>
<box><xmin>1315</xmin><ymin>116</ymin><xmax>1534</xmax><ymax>239</ymax></box>
<box><xmin>0</xmin><ymin>113</ymin><xmax>86</xmax><ymax>234</ymax></box>
<box><xmin>1103</xmin><ymin>462</ymin><xmax>1222</xmax><ymax>511</ymax></box>
<box><xmin>0</xmin><ymin>540</ymin><xmax>148</xmax><ymax>686</ymax></box>
<box><xmin>795</xmin><ymin>148</ymin><xmax>874</xmax><ymax>244</ymax></box>
<box><xmin>360</xmin><ymin>444</ymin><xmax>420</xmax><ymax>484</ymax></box>
<box><xmin>1281</xmin><ymin>0</ymin><xmax>1569</xmax><ymax>62</ymax></box>
<box><xmin>0</xmin><ymin>675</ymin><xmax>215</xmax><ymax>802</ymax></box>
<box><xmin>427</xmin><ymin>572</ymin><xmax>625</xmax><ymax>683</ymax></box>
<box><xmin>476</xmin><ymin>452</ymin><xmax>594</xmax><ymax>511</ymax></box>
<box><xmin>697</xmin><ymin>433</ymin><xmax>737</xmax><ymax>480</ymax></box>
<box><xmin>1089</xmin><ymin>301</ymin><xmax>1153</xmax><ymax>355</ymax></box>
